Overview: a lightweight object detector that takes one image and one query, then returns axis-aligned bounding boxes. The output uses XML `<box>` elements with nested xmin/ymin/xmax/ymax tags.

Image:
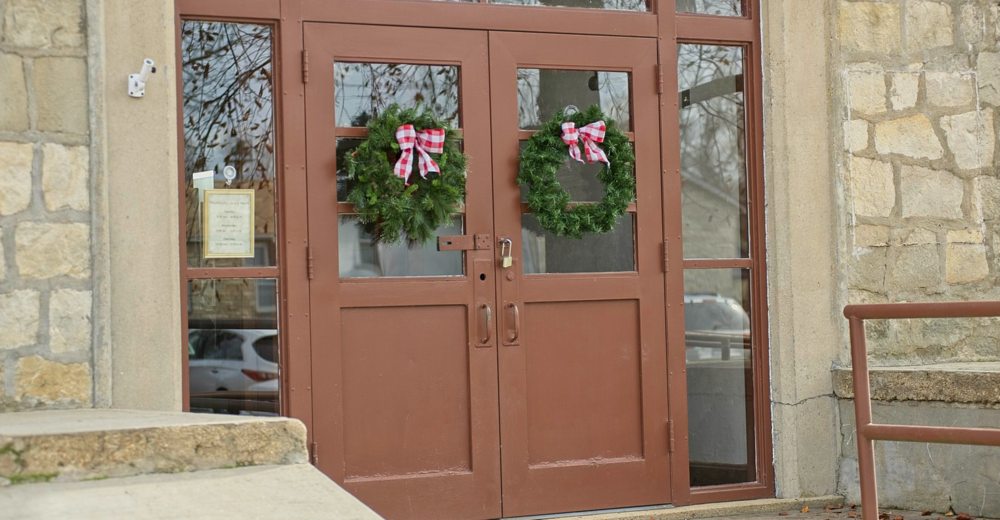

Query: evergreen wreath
<box><xmin>518</xmin><ymin>105</ymin><xmax>635</xmax><ymax>238</ymax></box>
<box><xmin>344</xmin><ymin>104</ymin><xmax>466</xmax><ymax>244</ymax></box>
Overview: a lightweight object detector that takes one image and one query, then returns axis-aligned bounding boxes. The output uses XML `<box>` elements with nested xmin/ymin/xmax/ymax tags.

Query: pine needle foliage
<box><xmin>344</xmin><ymin>105</ymin><xmax>466</xmax><ymax>244</ymax></box>
<box><xmin>518</xmin><ymin>105</ymin><xmax>636</xmax><ymax>238</ymax></box>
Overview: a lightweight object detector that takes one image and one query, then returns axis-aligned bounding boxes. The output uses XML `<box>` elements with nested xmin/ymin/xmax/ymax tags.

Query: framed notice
<box><xmin>203</xmin><ymin>189</ymin><xmax>255</xmax><ymax>258</ymax></box>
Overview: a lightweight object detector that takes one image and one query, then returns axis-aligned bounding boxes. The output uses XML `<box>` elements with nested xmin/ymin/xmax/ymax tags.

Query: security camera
<box><xmin>128</xmin><ymin>58</ymin><xmax>157</xmax><ymax>98</ymax></box>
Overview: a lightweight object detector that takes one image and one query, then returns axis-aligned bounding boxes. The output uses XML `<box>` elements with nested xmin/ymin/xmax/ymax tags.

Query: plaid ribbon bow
<box><xmin>561</xmin><ymin>121</ymin><xmax>610</xmax><ymax>166</ymax></box>
<box><xmin>393</xmin><ymin>124</ymin><xmax>446</xmax><ymax>184</ymax></box>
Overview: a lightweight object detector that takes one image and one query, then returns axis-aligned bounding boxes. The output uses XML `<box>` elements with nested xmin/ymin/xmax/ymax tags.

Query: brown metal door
<box><xmin>305</xmin><ymin>23</ymin><xmax>668</xmax><ymax>519</ymax></box>
<box><xmin>488</xmin><ymin>32</ymin><xmax>670</xmax><ymax>517</ymax></box>
<box><xmin>303</xmin><ymin>24</ymin><xmax>501</xmax><ymax>520</ymax></box>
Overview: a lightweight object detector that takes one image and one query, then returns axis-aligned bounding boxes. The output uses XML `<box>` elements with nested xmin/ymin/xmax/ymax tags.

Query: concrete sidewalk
<box><xmin>701</xmin><ymin>504</ymin><xmax>993</xmax><ymax>520</ymax></box>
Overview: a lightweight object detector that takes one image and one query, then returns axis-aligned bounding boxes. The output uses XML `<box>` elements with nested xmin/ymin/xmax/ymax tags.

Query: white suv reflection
<box><xmin>188</xmin><ymin>329</ymin><xmax>279</xmax><ymax>414</ymax></box>
<box><xmin>684</xmin><ymin>293</ymin><xmax>750</xmax><ymax>362</ymax></box>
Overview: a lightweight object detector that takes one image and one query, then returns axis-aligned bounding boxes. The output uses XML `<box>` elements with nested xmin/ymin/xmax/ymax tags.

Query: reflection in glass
<box><xmin>678</xmin><ymin>44</ymin><xmax>749</xmax><ymax>259</ymax></box>
<box><xmin>684</xmin><ymin>269</ymin><xmax>755</xmax><ymax>486</ymax></box>
<box><xmin>336</xmin><ymin>138</ymin><xmax>364</xmax><ymax>202</ymax></box>
<box><xmin>188</xmin><ymin>278</ymin><xmax>280</xmax><ymax>416</ymax></box>
<box><xmin>182</xmin><ymin>21</ymin><xmax>277</xmax><ymax>268</ymax></box>
<box><xmin>339</xmin><ymin>216</ymin><xmax>464</xmax><ymax>277</ymax></box>
<box><xmin>522</xmin><ymin>214</ymin><xmax>634</xmax><ymax>274</ymax></box>
<box><xmin>517</xmin><ymin>69</ymin><xmax>631</xmax><ymax>130</ymax></box>
<box><xmin>676</xmin><ymin>0</ymin><xmax>743</xmax><ymax>16</ymax></box>
<box><xmin>492</xmin><ymin>0</ymin><xmax>648</xmax><ymax>11</ymax></box>
<box><xmin>335</xmin><ymin>63</ymin><xmax>460</xmax><ymax>128</ymax></box>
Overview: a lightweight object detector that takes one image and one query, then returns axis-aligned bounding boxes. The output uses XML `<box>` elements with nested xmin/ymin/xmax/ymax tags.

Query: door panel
<box><xmin>489</xmin><ymin>32</ymin><xmax>670</xmax><ymax>517</ymax></box>
<box><xmin>304</xmin><ymin>24</ymin><xmax>501</xmax><ymax>520</ymax></box>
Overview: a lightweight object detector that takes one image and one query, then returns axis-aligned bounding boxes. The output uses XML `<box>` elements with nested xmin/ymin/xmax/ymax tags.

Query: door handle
<box><xmin>506</xmin><ymin>303</ymin><xmax>520</xmax><ymax>343</ymax></box>
<box><xmin>479</xmin><ymin>303</ymin><xmax>493</xmax><ymax>345</ymax></box>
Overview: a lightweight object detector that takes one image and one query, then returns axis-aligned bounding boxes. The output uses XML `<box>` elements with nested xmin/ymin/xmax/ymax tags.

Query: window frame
<box><xmin>173</xmin><ymin>0</ymin><xmax>770</xmax><ymax>505</ymax></box>
<box><xmin>174</xmin><ymin>10</ymin><xmax>288</xmax><ymax>415</ymax></box>
<box><xmin>661</xmin><ymin>0</ymin><xmax>773</xmax><ymax>505</ymax></box>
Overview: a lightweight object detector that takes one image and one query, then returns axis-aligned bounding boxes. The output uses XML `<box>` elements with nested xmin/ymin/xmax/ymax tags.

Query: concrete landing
<box><xmin>544</xmin><ymin>496</ymin><xmax>845</xmax><ymax>520</ymax></box>
<box><xmin>0</xmin><ymin>464</ymin><xmax>380</xmax><ymax>520</ymax></box>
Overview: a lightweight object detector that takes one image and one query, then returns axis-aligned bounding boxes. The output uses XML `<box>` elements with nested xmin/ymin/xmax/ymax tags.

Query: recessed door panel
<box><xmin>524</xmin><ymin>300</ymin><xmax>644</xmax><ymax>466</ymax></box>
<box><xmin>340</xmin><ymin>305</ymin><xmax>472</xmax><ymax>479</ymax></box>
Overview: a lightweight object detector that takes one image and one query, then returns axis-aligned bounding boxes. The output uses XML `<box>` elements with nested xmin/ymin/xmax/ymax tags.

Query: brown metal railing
<box><xmin>843</xmin><ymin>301</ymin><xmax>1000</xmax><ymax>520</ymax></box>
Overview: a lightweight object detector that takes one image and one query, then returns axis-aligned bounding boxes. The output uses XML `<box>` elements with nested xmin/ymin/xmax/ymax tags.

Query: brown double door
<box><xmin>305</xmin><ymin>23</ymin><xmax>669</xmax><ymax>519</ymax></box>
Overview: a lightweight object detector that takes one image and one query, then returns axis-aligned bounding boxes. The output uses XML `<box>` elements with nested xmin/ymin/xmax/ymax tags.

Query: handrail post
<box><xmin>848</xmin><ymin>316</ymin><xmax>878</xmax><ymax>520</ymax></box>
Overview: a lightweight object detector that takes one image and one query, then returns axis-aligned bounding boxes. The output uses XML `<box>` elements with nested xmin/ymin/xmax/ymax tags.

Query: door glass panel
<box><xmin>188</xmin><ymin>278</ymin><xmax>280</xmax><ymax>416</ymax></box>
<box><xmin>676</xmin><ymin>0</ymin><xmax>743</xmax><ymax>16</ymax></box>
<box><xmin>339</xmin><ymin>215</ymin><xmax>464</xmax><ymax>277</ymax></box>
<box><xmin>492</xmin><ymin>0</ymin><xmax>648</xmax><ymax>11</ymax></box>
<box><xmin>522</xmin><ymin>214</ymin><xmax>635</xmax><ymax>274</ymax></box>
<box><xmin>517</xmin><ymin>69</ymin><xmax>631</xmax><ymax>130</ymax></box>
<box><xmin>334</xmin><ymin>63</ymin><xmax>460</xmax><ymax>128</ymax></box>
<box><xmin>518</xmin><ymin>141</ymin><xmax>634</xmax><ymax>203</ymax></box>
<box><xmin>684</xmin><ymin>268</ymin><xmax>756</xmax><ymax>486</ymax></box>
<box><xmin>678</xmin><ymin>44</ymin><xmax>749</xmax><ymax>260</ymax></box>
<box><xmin>181</xmin><ymin>21</ymin><xmax>277</xmax><ymax>268</ymax></box>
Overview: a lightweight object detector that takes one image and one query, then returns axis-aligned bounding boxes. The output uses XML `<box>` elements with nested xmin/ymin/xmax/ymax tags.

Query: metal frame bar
<box><xmin>843</xmin><ymin>301</ymin><xmax>1000</xmax><ymax>520</ymax></box>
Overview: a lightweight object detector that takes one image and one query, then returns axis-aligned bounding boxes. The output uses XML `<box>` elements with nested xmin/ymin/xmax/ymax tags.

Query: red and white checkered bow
<box><xmin>394</xmin><ymin>124</ymin><xmax>446</xmax><ymax>184</ymax></box>
<box><xmin>561</xmin><ymin>121</ymin><xmax>610</xmax><ymax>166</ymax></box>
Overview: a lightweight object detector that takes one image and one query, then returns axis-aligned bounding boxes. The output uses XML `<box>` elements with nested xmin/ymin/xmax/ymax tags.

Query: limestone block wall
<box><xmin>839</xmin><ymin>0</ymin><xmax>1000</xmax><ymax>363</ymax></box>
<box><xmin>0</xmin><ymin>0</ymin><xmax>94</xmax><ymax>410</ymax></box>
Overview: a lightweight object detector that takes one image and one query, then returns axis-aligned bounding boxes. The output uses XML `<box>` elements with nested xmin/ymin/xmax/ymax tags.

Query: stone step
<box><xmin>0</xmin><ymin>409</ymin><xmax>307</xmax><ymax>485</ymax></box>
<box><xmin>0</xmin><ymin>464</ymin><xmax>381</xmax><ymax>520</ymax></box>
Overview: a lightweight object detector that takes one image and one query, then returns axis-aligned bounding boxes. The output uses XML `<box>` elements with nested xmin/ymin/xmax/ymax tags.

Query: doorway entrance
<box><xmin>304</xmin><ymin>23</ymin><xmax>668</xmax><ymax>519</ymax></box>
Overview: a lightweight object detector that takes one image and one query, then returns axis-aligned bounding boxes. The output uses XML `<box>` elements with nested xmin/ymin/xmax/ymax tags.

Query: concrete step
<box><xmin>0</xmin><ymin>409</ymin><xmax>307</xmax><ymax>485</ymax></box>
<box><xmin>0</xmin><ymin>464</ymin><xmax>380</xmax><ymax>520</ymax></box>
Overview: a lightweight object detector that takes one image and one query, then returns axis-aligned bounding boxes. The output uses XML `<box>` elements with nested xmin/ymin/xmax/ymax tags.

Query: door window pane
<box><xmin>679</xmin><ymin>44</ymin><xmax>749</xmax><ymax>259</ymax></box>
<box><xmin>335</xmin><ymin>63</ymin><xmax>460</xmax><ymax>128</ymax></box>
<box><xmin>684</xmin><ymin>269</ymin><xmax>756</xmax><ymax>486</ymax></box>
<box><xmin>339</xmin><ymin>215</ymin><xmax>465</xmax><ymax>277</ymax></box>
<box><xmin>188</xmin><ymin>278</ymin><xmax>280</xmax><ymax>416</ymax></box>
<box><xmin>518</xmin><ymin>69</ymin><xmax>631</xmax><ymax>130</ymax></box>
<box><xmin>492</xmin><ymin>0</ymin><xmax>648</xmax><ymax>11</ymax></box>
<box><xmin>522</xmin><ymin>214</ymin><xmax>635</xmax><ymax>273</ymax></box>
<box><xmin>182</xmin><ymin>21</ymin><xmax>277</xmax><ymax>268</ymax></box>
<box><xmin>676</xmin><ymin>0</ymin><xmax>743</xmax><ymax>16</ymax></box>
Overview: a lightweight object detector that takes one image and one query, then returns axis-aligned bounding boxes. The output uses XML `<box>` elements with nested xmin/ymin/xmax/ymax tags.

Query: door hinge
<box><xmin>662</xmin><ymin>242</ymin><xmax>669</xmax><ymax>273</ymax></box>
<box><xmin>656</xmin><ymin>64</ymin><xmax>664</xmax><ymax>95</ymax></box>
<box><xmin>302</xmin><ymin>50</ymin><xmax>310</xmax><ymax>84</ymax></box>
<box><xmin>306</xmin><ymin>245</ymin><xmax>315</xmax><ymax>280</ymax></box>
<box><xmin>309</xmin><ymin>441</ymin><xmax>319</xmax><ymax>465</ymax></box>
<box><xmin>667</xmin><ymin>420</ymin><xmax>676</xmax><ymax>453</ymax></box>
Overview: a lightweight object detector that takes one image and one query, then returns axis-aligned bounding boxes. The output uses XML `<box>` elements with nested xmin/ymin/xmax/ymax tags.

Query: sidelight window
<box><xmin>678</xmin><ymin>40</ymin><xmax>766</xmax><ymax>489</ymax></box>
<box><xmin>179</xmin><ymin>20</ymin><xmax>282</xmax><ymax>416</ymax></box>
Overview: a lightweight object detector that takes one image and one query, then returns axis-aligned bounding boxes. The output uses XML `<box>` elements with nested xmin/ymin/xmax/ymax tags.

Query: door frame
<box><xmin>174</xmin><ymin>0</ymin><xmax>773</xmax><ymax>509</ymax></box>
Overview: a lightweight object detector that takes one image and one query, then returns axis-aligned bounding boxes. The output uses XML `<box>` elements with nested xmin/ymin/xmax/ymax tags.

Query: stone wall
<box><xmin>0</xmin><ymin>0</ymin><xmax>93</xmax><ymax>410</ymax></box>
<box><xmin>839</xmin><ymin>0</ymin><xmax>1000</xmax><ymax>363</ymax></box>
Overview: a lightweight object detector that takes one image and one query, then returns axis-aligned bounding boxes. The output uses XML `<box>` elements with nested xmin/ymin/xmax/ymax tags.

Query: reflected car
<box><xmin>188</xmin><ymin>329</ymin><xmax>279</xmax><ymax>394</ymax></box>
<box><xmin>683</xmin><ymin>293</ymin><xmax>751</xmax><ymax>361</ymax></box>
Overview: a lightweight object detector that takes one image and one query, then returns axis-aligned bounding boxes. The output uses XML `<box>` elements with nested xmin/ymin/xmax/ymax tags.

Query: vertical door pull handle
<box><xmin>507</xmin><ymin>303</ymin><xmax>520</xmax><ymax>343</ymax></box>
<box><xmin>480</xmin><ymin>303</ymin><xmax>493</xmax><ymax>345</ymax></box>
